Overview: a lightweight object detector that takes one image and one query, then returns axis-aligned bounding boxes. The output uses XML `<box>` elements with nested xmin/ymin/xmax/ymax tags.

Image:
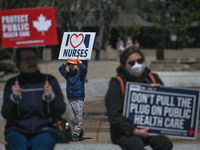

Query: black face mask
<box><xmin>69</xmin><ymin>68</ymin><xmax>78</xmax><ymax>76</ymax></box>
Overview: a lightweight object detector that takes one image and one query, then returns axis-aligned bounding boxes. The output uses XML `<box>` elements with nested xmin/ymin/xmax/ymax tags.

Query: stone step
<box><xmin>1</xmin><ymin>143</ymin><xmax>200</xmax><ymax>150</ymax></box>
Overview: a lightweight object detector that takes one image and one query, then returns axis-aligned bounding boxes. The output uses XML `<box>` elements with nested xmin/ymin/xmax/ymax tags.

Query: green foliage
<box><xmin>115</xmin><ymin>23</ymin><xmax>141</xmax><ymax>42</ymax></box>
<box><xmin>135</xmin><ymin>0</ymin><xmax>200</xmax><ymax>48</ymax></box>
<box><xmin>0</xmin><ymin>64</ymin><xmax>16</xmax><ymax>78</ymax></box>
<box><xmin>0</xmin><ymin>48</ymin><xmax>12</xmax><ymax>60</ymax></box>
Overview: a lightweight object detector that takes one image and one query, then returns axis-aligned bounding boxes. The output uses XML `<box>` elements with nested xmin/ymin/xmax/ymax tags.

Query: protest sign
<box><xmin>58</xmin><ymin>32</ymin><xmax>96</xmax><ymax>60</ymax></box>
<box><xmin>0</xmin><ymin>7</ymin><xmax>58</xmax><ymax>48</ymax></box>
<box><xmin>123</xmin><ymin>82</ymin><xmax>200</xmax><ymax>139</ymax></box>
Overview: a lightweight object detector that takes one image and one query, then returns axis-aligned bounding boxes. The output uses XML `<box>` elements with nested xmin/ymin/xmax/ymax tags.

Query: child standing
<box><xmin>58</xmin><ymin>58</ymin><xmax>87</xmax><ymax>141</ymax></box>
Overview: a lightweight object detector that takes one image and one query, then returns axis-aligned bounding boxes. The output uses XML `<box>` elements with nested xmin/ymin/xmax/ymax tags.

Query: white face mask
<box><xmin>126</xmin><ymin>62</ymin><xmax>146</xmax><ymax>77</ymax></box>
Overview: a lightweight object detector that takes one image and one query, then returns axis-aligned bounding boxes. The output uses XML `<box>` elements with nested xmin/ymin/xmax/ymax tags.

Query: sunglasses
<box><xmin>128</xmin><ymin>58</ymin><xmax>144</xmax><ymax>66</ymax></box>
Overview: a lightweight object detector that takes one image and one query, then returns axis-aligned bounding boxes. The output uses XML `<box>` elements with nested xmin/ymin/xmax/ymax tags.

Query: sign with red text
<box><xmin>0</xmin><ymin>7</ymin><xmax>58</xmax><ymax>48</ymax></box>
<box><xmin>123</xmin><ymin>82</ymin><xmax>200</xmax><ymax>139</ymax></box>
<box><xmin>58</xmin><ymin>32</ymin><xmax>96</xmax><ymax>60</ymax></box>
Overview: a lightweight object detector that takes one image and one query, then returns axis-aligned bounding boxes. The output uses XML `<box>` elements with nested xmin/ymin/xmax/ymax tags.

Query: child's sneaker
<box><xmin>79</xmin><ymin>129</ymin><xmax>85</xmax><ymax>139</ymax></box>
<box><xmin>72</xmin><ymin>133</ymin><xmax>84</xmax><ymax>142</ymax></box>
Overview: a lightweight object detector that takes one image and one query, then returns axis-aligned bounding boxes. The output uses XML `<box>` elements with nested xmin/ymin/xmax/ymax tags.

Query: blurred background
<box><xmin>1</xmin><ymin>0</ymin><xmax>200</xmax><ymax>61</ymax></box>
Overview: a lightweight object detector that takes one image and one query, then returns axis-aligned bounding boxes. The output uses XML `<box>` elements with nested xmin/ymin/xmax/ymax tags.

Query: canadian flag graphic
<box><xmin>33</xmin><ymin>14</ymin><xmax>52</xmax><ymax>36</ymax></box>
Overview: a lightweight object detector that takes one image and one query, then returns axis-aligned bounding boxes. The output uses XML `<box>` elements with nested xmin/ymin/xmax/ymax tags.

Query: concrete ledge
<box><xmin>172</xmin><ymin>143</ymin><xmax>200</xmax><ymax>150</ymax></box>
<box><xmin>156</xmin><ymin>71</ymin><xmax>200</xmax><ymax>87</ymax></box>
<box><xmin>1</xmin><ymin>143</ymin><xmax>200</xmax><ymax>150</ymax></box>
<box><xmin>54</xmin><ymin>144</ymin><xmax>122</xmax><ymax>150</ymax></box>
<box><xmin>0</xmin><ymin>144</ymin><xmax>122</xmax><ymax>150</ymax></box>
<box><xmin>0</xmin><ymin>144</ymin><xmax>5</xmax><ymax>150</ymax></box>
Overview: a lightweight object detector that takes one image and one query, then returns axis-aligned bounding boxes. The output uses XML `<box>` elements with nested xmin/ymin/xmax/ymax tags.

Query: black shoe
<box><xmin>79</xmin><ymin>129</ymin><xmax>85</xmax><ymax>139</ymax></box>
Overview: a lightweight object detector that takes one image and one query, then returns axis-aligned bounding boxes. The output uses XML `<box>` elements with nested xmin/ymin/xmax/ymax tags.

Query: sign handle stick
<box><xmin>13</xmin><ymin>48</ymin><xmax>18</xmax><ymax>81</ymax></box>
<box><xmin>46</xmin><ymin>60</ymin><xmax>50</xmax><ymax>114</ymax></box>
<box><xmin>42</xmin><ymin>46</ymin><xmax>50</xmax><ymax>114</ymax></box>
<box><xmin>13</xmin><ymin>47</ymin><xmax>21</xmax><ymax>117</ymax></box>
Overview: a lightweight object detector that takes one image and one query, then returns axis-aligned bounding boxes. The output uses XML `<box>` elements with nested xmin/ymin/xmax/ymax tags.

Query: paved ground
<box><xmin>2</xmin><ymin>48</ymin><xmax>200</xmax><ymax>90</ymax></box>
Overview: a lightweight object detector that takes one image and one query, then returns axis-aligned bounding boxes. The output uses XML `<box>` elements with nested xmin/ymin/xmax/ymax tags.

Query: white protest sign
<box><xmin>58</xmin><ymin>32</ymin><xmax>96</xmax><ymax>60</ymax></box>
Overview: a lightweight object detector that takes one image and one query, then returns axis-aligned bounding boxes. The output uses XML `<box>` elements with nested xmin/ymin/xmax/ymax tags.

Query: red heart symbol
<box><xmin>70</xmin><ymin>33</ymin><xmax>84</xmax><ymax>49</ymax></box>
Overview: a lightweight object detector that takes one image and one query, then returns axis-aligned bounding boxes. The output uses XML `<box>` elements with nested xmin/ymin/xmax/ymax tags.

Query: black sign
<box><xmin>123</xmin><ymin>82</ymin><xmax>200</xmax><ymax>139</ymax></box>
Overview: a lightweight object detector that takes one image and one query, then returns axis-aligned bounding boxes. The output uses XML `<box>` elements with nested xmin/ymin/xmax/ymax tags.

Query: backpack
<box><xmin>116</xmin><ymin>73</ymin><xmax>157</xmax><ymax>96</ymax></box>
<box><xmin>54</xmin><ymin>118</ymin><xmax>72</xmax><ymax>143</ymax></box>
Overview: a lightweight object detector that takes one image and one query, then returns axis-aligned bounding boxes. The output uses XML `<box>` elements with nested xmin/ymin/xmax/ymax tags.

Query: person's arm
<box><xmin>122</xmin><ymin>41</ymin><xmax>125</xmax><ymax>48</ymax></box>
<box><xmin>58</xmin><ymin>63</ymin><xmax>69</xmax><ymax>79</ymax></box>
<box><xmin>11</xmin><ymin>80</ymin><xmax>24</xmax><ymax>100</ymax></box>
<box><xmin>105</xmin><ymin>78</ymin><xmax>136</xmax><ymax>137</ymax></box>
<box><xmin>1</xmin><ymin>79</ymin><xmax>20</xmax><ymax>120</ymax></box>
<box><xmin>79</xmin><ymin>63</ymin><xmax>87</xmax><ymax>80</ymax></box>
<box><xmin>77</xmin><ymin>58</ymin><xmax>87</xmax><ymax>80</ymax></box>
<box><xmin>43</xmin><ymin>81</ymin><xmax>54</xmax><ymax>100</ymax></box>
<box><xmin>133</xmin><ymin>127</ymin><xmax>151</xmax><ymax>138</ymax></box>
<box><xmin>106</xmin><ymin>78</ymin><xmax>152</xmax><ymax>138</ymax></box>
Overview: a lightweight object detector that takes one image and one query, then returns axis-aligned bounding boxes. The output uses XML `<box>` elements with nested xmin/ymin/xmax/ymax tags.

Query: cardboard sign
<box><xmin>58</xmin><ymin>32</ymin><xmax>96</xmax><ymax>60</ymax></box>
<box><xmin>123</xmin><ymin>82</ymin><xmax>200</xmax><ymax>139</ymax></box>
<box><xmin>0</xmin><ymin>7</ymin><xmax>58</xmax><ymax>48</ymax></box>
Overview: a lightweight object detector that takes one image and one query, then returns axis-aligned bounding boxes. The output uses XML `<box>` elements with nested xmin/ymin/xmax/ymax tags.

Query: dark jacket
<box><xmin>1</xmin><ymin>70</ymin><xmax>66</xmax><ymax>136</ymax></box>
<box><xmin>58</xmin><ymin>63</ymin><xmax>87</xmax><ymax>101</ymax></box>
<box><xmin>105</xmin><ymin>67</ymin><xmax>163</xmax><ymax>144</ymax></box>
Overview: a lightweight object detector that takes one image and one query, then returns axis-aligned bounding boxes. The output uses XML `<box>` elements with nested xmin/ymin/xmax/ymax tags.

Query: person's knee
<box><xmin>158</xmin><ymin>136</ymin><xmax>173</xmax><ymax>150</ymax></box>
<box><xmin>31</xmin><ymin>133</ymin><xmax>56</xmax><ymax>150</ymax></box>
<box><xmin>5</xmin><ymin>131</ymin><xmax>28</xmax><ymax>150</ymax></box>
<box><xmin>118</xmin><ymin>135</ymin><xmax>145</xmax><ymax>150</ymax></box>
<box><xmin>69</xmin><ymin>113</ymin><xmax>75</xmax><ymax>122</ymax></box>
<box><xmin>149</xmin><ymin>136</ymin><xmax>173</xmax><ymax>150</ymax></box>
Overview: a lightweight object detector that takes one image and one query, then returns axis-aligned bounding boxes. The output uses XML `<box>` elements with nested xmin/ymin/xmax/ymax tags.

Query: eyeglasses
<box><xmin>128</xmin><ymin>58</ymin><xmax>144</xmax><ymax>66</ymax></box>
<box><xmin>21</xmin><ymin>56</ymin><xmax>38</xmax><ymax>63</ymax></box>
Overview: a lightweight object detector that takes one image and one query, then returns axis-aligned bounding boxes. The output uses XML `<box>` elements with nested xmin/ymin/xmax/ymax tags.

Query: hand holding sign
<box><xmin>151</xmin><ymin>83</ymin><xmax>161</xmax><ymax>88</ymax></box>
<box><xmin>134</xmin><ymin>127</ymin><xmax>151</xmax><ymax>138</ymax></box>
<box><xmin>12</xmin><ymin>80</ymin><xmax>24</xmax><ymax>100</ymax></box>
<box><xmin>77</xmin><ymin>57</ymin><xmax>82</xmax><ymax>65</ymax></box>
<box><xmin>43</xmin><ymin>81</ymin><xmax>52</xmax><ymax>99</ymax></box>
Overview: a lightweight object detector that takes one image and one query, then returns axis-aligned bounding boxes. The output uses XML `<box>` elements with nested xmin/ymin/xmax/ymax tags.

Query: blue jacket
<box><xmin>58</xmin><ymin>63</ymin><xmax>87</xmax><ymax>101</ymax></box>
<box><xmin>1</xmin><ymin>70</ymin><xmax>66</xmax><ymax>136</ymax></box>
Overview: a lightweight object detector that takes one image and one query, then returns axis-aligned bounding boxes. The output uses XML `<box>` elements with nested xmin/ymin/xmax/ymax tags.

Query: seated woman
<box><xmin>105</xmin><ymin>46</ymin><xmax>173</xmax><ymax>150</ymax></box>
<box><xmin>1</xmin><ymin>47</ymin><xmax>66</xmax><ymax>150</ymax></box>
